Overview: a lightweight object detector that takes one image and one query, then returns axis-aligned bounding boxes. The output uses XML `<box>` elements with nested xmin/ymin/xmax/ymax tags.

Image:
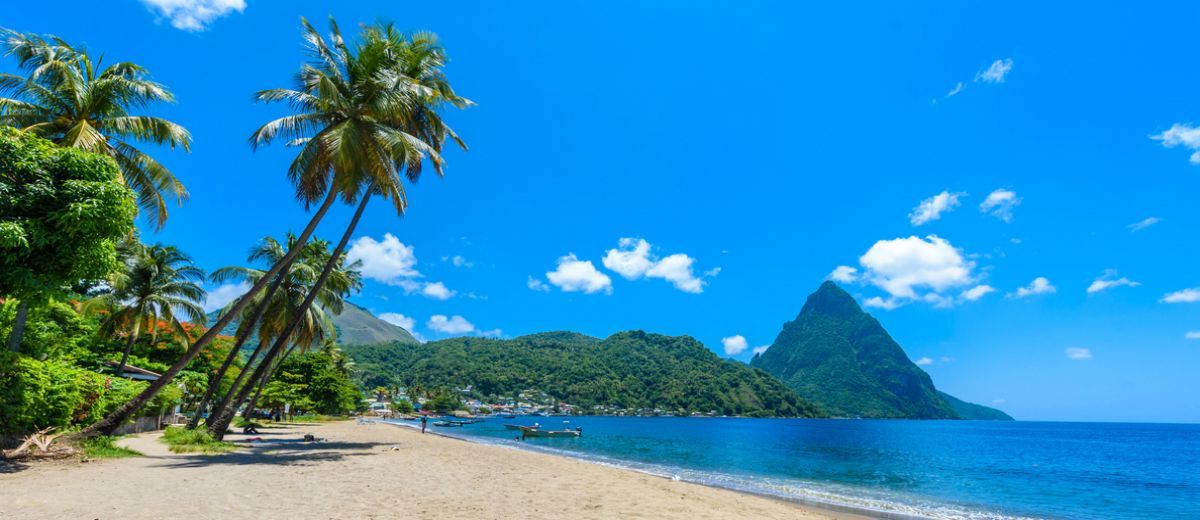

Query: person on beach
<box><xmin>420</xmin><ymin>416</ymin><xmax>428</xmax><ymax>434</ymax></box>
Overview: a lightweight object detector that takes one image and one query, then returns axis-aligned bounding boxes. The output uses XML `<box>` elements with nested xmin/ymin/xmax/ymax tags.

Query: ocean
<box><xmin>387</xmin><ymin>417</ymin><xmax>1200</xmax><ymax>519</ymax></box>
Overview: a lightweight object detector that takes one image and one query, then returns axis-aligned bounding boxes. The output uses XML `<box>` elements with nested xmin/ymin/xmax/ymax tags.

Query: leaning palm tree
<box><xmin>189</xmin><ymin>234</ymin><xmax>360</xmax><ymax>429</ymax></box>
<box><xmin>80</xmin><ymin>17</ymin><xmax>469</xmax><ymax>438</ymax></box>
<box><xmin>0</xmin><ymin>30</ymin><xmax>190</xmax><ymax>229</ymax></box>
<box><xmin>84</xmin><ymin>243</ymin><xmax>207</xmax><ymax>376</ymax></box>
<box><xmin>205</xmin><ymin>235</ymin><xmax>362</xmax><ymax>436</ymax></box>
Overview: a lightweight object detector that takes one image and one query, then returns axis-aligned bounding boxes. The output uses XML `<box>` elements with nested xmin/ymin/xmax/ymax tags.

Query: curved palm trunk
<box><xmin>243</xmin><ymin>346</ymin><xmax>295</xmax><ymax>422</ymax></box>
<box><xmin>208</xmin><ymin>193</ymin><xmax>371</xmax><ymax>438</ymax></box>
<box><xmin>207</xmin><ymin>334</ymin><xmax>292</xmax><ymax>438</ymax></box>
<box><xmin>186</xmin><ymin>270</ymin><xmax>289</xmax><ymax>429</ymax></box>
<box><xmin>77</xmin><ymin>190</ymin><xmax>339</xmax><ymax>438</ymax></box>
<box><xmin>116</xmin><ymin>321</ymin><xmax>142</xmax><ymax>377</ymax></box>
<box><xmin>6</xmin><ymin>300</ymin><xmax>29</xmax><ymax>353</ymax></box>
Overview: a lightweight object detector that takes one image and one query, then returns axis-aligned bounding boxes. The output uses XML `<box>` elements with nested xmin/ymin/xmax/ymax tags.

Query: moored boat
<box><xmin>520</xmin><ymin>426</ymin><xmax>581</xmax><ymax>439</ymax></box>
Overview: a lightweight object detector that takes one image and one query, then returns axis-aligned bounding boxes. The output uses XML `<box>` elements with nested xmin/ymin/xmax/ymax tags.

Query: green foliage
<box><xmin>751</xmin><ymin>282</ymin><xmax>962</xmax><ymax>419</ymax></box>
<box><xmin>0</xmin><ymin>127</ymin><xmax>136</xmax><ymax>302</ymax></box>
<box><xmin>260</xmin><ymin>351</ymin><xmax>360</xmax><ymax>415</ymax></box>
<box><xmin>422</xmin><ymin>389</ymin><xmax>464</xmax><ymax>413</ymax></box>
<box><xmin>80</xmin><ymin>435</ymin><xmax>141</xmax><ymax>458</ymax></box>
<box><xmin>390</xmin><ymin>398</ymin><xmax>414</xmax><ymax>414</ymax></box>
<box><xmin>344</xmin><ymin>330</ymin><xmax>823</xmax><ymax>417</ymax></box>
<box><xmin>0</xmin><ymin>299</ymin><xmax>94</xmax><ymax>360</ymax></box>
<box><xmin>938</xmin><ymin>391</ymin><xmax>1014</xmax><ymax>421</ymax></box>
<box><xmin>160</xmin><ymin>426</ymin><xmax>236</xmax><ymax>453</ymax></box>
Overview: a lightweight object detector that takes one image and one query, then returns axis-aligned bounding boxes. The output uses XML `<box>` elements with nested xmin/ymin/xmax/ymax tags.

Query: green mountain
<box><xmin>343</xmin><ymin>330</ymin><xmax>823</xmax><ymax>417</ymax></box>
<box><xmin>938</xmin><ymin>391</ymin><xmax>1013</xmax><ymax>421</ymax></box>
<box><xmin>750</xmin><ymin>281</ymin><xmax>1009</xmax><ymax>420</ymax></box>
<box><xmin>208</xmin><ymin>301</ymin><xmax>419</xmax><ymax>347</ymax></box>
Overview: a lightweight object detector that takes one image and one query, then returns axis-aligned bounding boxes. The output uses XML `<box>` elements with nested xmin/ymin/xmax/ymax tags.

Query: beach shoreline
<box><xmin>0</xmin><ymin>420</ymin><xmax>862</xmax><ymax>519</ymax></box>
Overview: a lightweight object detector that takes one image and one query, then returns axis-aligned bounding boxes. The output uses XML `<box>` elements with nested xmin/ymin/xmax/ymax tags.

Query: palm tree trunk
<box><xmin>76</xmin><ymin>190</ymin><xmax>340</xmax><ymax>438</ymax></box>
<box><xmin>207</xmin><ymin>338</ymin><xmax>289</xmax><ymax>438</ymax></box>
<box><xmin>208</xmin><ymin>193</ymin><xmax>371</xmax><ymax>438</ymax></box>
<box><xmin>6</xmin><ymin>300</ymin><xmax>29</xmax><ymax>353</ymax></box>
<box><xmin>186</xmin><ymin>270</ymin><xmax>290</xmax><ymax>429</ymax></box>
<box><xmin>116</xmin><ymin>321</ymin><xmax>141</xmax><ymax>377</ymax></box>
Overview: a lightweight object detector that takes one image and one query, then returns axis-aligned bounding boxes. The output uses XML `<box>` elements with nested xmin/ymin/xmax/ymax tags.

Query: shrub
<box><xmin>80</xmin><ymin>435</ymin><xmax>141</xmax><ymax>458</ymax></box>
<box><xmin>159</xmin><ymin>426</ymin><xmax>236</xmax><ymax>454</ymax></box>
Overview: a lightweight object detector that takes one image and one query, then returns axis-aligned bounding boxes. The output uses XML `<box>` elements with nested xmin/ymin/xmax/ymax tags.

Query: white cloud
<box><xmin>975</xmin><ymin>58</ymin><xmax>1014</xmax><ymax>84</ymax></box>
<box><xmin>909</xmin><ymin>191</ymin><xmax>965</xmax><ymax>226</ymax></box>
<box><xmin>704</xmin><ymin>267</ymin><xmax>722</xmax><ymax>277</ymax></box>
<box><xmin>1065</xmin><ymin>347</ymin><xmax>1092</xmax><ymax>360</ymax></box>
<box><xmin>203</xmin><ymin>282</ymin><xmax>249</xmax><ymax>312</ymax></box>
<box><xmin>427</xmin><ymin>315</ymin><xmax>476</xmax><ymax>335</ymax></box>
<box><xmin>1128</xmin><ymin>217</ymin><xmax>1161</xmax><ymax>232</ymax></box>
<box><xmin>859</xmin><ymin>235</ymin><xmax>975</xmax><ymax>300</ymax></box>
<box><xmin>1186</xmin><ymin>331</ymin><xmax>1200</xmax><ymax>340</ymax></box>
<box><xmin>829</xmin><ymin>265</ymin><xmax>859</xmax><ymax>283</ymax></box>
<box><xmin>1013</xmin><ymin>277</ymin><xmax>1056</xmax><ymax>298</ymax></box>
<box><xmin>527</xmin><ymin>276</ymin><xmax>550</xmax><ymax>293</ymax></box>
<box><xmin>478</xmin><ymin>328</ymin><xmax>504</xmax><ymax>338</ymax></box>
<box><xmin>546</xmin><ymin>254</ymin><xmax>612</xmax><ymax>294</ymax></box>
<box><xmin>863</xmin><ymin>296</ymin><xmax>902</xmax><ymax>310</ymax></box>
<box><xmin>914</xmin><ymin>357</ymin><xmax>934</xmax><ymax>366</ymax></box>
<box><xmin>721</xmin><ymin>335</ymin><xmax>749</xmax><ymax>356</ymax></box>
<box><xmin>1087</xmin><ymin>270</ymin><xmax>1140</xmax><ymax>295</ymax></box>
<box><xmin>379</xmin><ymin>312</ymin><xmax>415</xmax><ymax>331</ymax></box>
<box><xmin>1161</xmin><ymin>288</ymin><xmax>1200</xmax><ymax>304</ymax></box>
<box><xmin>1151</xmin><ymin>123</ymin><xmax>1200</xmax><ymax>165</ymax></box>
<box><xmin>421</xmin><ymin>282</ymin><xmax>455</xmax><ymax>300</ymax></box>
<box><xmin>601</xmin><ymin>238</ymin><xmax>707</xmax><ymax>293</ymax></box>
<box><xmin>945</xmin><ymin>82</ymin><xmax>964</xmax><ymax>98</ymax></box>
<box><xmin>139</xmin><ymin>0</ymin><xmax>245</xmax><ymax>31</ymax></box>
<box><xmin>443</xmin><ymin>255</ymin><xmax>473</xmax><ymax>268</ymax></box>
<box><xmin>960</xmin><ymin>284</ymin><xmax>996</xmax><ymax>301</ymax></box>
<box><xmin>347</xmin><ymin>234</ymin><xmax>420</xmax><ymax>284</ymax></box>
<box><xmin>752</xmin><ymin>345</ymin><xmax>770</xmax><ymax>356</ymax></box>
<box><xmin>980</xmin><ymin>189</ymin><xmax>1020</xmax><ymax>222</ymax></box>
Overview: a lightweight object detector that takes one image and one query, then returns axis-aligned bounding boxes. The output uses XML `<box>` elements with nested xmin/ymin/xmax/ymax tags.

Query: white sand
<box><xmin>0</xmin><ymin>420</ymin><xmax>856</xmax><ymax>519</ymax></box>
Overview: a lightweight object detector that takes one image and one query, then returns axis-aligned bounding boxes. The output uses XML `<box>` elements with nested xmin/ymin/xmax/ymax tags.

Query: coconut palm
<box><xmin>84</xmin><ymin>243</ymin><xmax>206</xmax><ymax>376</ymax></box>
<box><xmin>187</xmin><ymin>234</ymin><xmax>360</xmax><ymax>428</ymax></box>
<box><xmin>0</xmin><ymin>30</ymin><xmax>190</xmax><ymax>229</ymax></box>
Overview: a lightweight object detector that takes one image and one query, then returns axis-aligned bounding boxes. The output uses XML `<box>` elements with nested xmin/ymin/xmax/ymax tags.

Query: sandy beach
<box><xmin>0</xmin><ymin>420</ymin><xmax>852</xmax><ymax>519</ymax></box>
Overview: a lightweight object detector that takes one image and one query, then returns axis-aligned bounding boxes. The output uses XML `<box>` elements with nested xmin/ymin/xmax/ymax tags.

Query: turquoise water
<box><xmin>388</xmin><ymin>417</ymin><xmax>1200</xmax><ymax>519</ymax></box>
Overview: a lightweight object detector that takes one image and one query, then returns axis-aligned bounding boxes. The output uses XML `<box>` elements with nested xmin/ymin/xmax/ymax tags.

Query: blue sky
<box><xmin>6</xmin><ymin>1</ymin><xmax>1200</xmax><ymax>423</ymax></box>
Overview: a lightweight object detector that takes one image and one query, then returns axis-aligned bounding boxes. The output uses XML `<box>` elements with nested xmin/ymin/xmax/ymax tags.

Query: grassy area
<box><xmin>80</xmin><ymin>436</ymin><xmax>142</xmax><ymax>459</ymax></box>
<box><xmin>159</xmin><ymin>426</ymin><xmax>237</xmax><ymax>454</ymax></box>
<box><xmin>285</xmin><ymin>414</ymin><xmax>344</xmax><ymax>423</ymax></box>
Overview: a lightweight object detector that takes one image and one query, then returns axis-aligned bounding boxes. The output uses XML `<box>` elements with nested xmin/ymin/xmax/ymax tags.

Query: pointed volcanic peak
<box><xmin>752</xmin><ymin>282</ymin><xmax>974</xmax><ymax>419</ymax></box>
<box><xmin>208</xmin><ymin>301</ymin><xmax>420</xmax><ymax>347</ymax></box>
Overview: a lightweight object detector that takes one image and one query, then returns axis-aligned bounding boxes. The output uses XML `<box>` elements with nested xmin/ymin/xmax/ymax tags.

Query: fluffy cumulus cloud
<box><xmin>829</xmin><ymin>265</ymin><xmax>859</xmax><ymax>283</ymax></box>
<box><xmin>1087</xmin><ymin>270</ymin><xmax>1140</xmax><ymax>295</ymax></box>
<box><xmin>139</xmin><ymin>0</ymin><xmax>245</xmax><ymax>31</ymax></box>
<box><xmin>203</xmin><ymin>282</ymin><xmax>248</xmax><ymax>312</ymax></box>
<box><xmin>427</xmin><ymin>315</ymin><xmax>476</xmax><ymax>335</ymax></box>
<box><xmin>1065</xmin><ymin>347</ymin><xmax>1093</xmax><ymax>360</ymax></box>
<box><xmin>857</xmin><ymin>235</ymin><xmax>976</xmax><ymax>308</ymax></box>
<box><xmin>1161</xmin><ymin>288</ymin><xmax>1200</xmax><ymax>304</ymax></box>
<box><xmin>980</xmin><ymin>189</ymin><xmax>1020</xmax><ymax>222</ymax></box>
<box><xmin>378</xmin><ymin>312</ymin><xmax>415</xmax><ymax>331</ymax></box>
<box><xmin>1151</xmin><ymin>123</ymin><xmax>1200</xmax><ymax>165</ymax></box>
<box><xmin>601</xmin><ymin>238</ymin><xmax>707</xmax><ymax>293</ymax></box>
<box><xmin>347</xmin><ymin>234</ymin><xmax>420</xmax><ymax>283</ymax></box>
<box><xmin>975</xmin><ymin>58</ymin><xmax>1014</xmax><ymax>83</ymax></box>
<box><xmin>721</xmin><ymin>335</ymin><xmax>749</xmax><ymax>356</ymax></box>
<box><xmin>1013</xmin><ymin>277</ymin><xmax>1056</xmax><ymax>298</ymax></box>
<box><xmin>347</xmin><ymin>234</ymin><xmax>457</xmax><ymax>299</ymax></box>
<box><xmin>914</xmin><ymin>357</ymin><xmax>934</xmax><ymax>366</ymax></box>
<box><xmin>909</xmin><ymin>191</ymin><xmax>965</xmax><ymax>226</ymax></box>
<box><xmin>544</xmin><ymin>254</ymin><xmax>612</xmax><ymax>294</ymax></box>
<box><xmin>960</xmin><ymin>284</ymin><xmax>996</xmax><ymax>301</ymax></box>
<box><xmin>1128</xmin><ymin>217</ymin><xmax>1161</xmax><ymax>232</ymax></box>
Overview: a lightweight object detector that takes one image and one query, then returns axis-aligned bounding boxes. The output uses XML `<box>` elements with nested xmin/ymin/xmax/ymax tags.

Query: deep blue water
<box><xmin>388</xmin><ymin>417</ymin><xmax>1200</xmax><ymax>519</ymax></box>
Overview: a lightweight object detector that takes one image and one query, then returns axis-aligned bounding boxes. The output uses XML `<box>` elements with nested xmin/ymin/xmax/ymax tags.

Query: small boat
<box><xmin>520</xmin><ymin>426</ymin><xmax>581</xmax><ymax>439</ymax></box>
<box><xmin>433</xmin><ymin>421</ymin><xmax>466</xmax><ymax>427</ymax></box>
<box><xmin>504</xmin><ymin>424</ymin><xmax>539</xmax><ymax>431</ymax></box>
<box><xmin>501</xmin><ymin>414</ymin><xmax>517</xmax><ymax>419</ymax></box>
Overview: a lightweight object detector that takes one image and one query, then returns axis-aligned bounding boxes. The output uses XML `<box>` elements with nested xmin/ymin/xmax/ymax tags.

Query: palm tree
<box><xmin>84</xmin><ymin>243</ymin><xmax>207</xmax><ymax>376</ymax></box>
<box><xmin>216</xmin><ymin>19</ymin><xmax>471</xmax><ymax>431</ymax></box>
<box><xmin>187</xmin><ymin>234</ymin><xmax>360</xmax><ymax>428</ymax></box>
<box><xmin>0</xmin><ymin>30</ymin><xmax>190</xmax><ymax>229</ymax></box>
<box><xmin>205</xmin><ymin>235</ymin><xmax>362</xmax><ymax>436</ymax></box>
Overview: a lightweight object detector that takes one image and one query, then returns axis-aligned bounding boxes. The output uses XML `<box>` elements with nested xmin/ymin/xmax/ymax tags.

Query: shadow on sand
<box><xmin>152</xmin><ymin>438</ymin><xmax>388</xmax><ymax>469</ymax></box>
